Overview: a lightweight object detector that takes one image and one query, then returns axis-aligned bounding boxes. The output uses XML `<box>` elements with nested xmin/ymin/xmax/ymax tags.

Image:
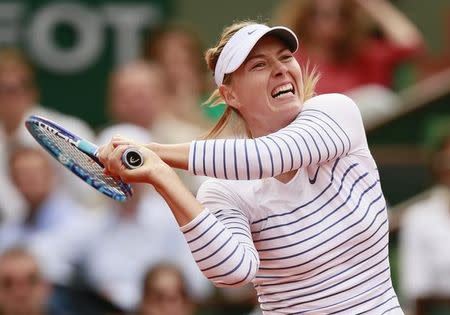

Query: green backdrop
<box><xmin>0</xmin><ymin>0</ymin><xmax>173</xmax><ymax>129</ymax></box>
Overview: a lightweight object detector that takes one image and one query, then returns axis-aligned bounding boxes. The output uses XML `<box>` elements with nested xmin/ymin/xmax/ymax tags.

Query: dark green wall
<box><xmin>3</xmin><ymin>0</ymin><xmax>173</xmax><ymax>129</ymax></box>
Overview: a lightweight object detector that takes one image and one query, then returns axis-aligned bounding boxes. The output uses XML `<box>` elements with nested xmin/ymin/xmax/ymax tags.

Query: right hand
<box><xmin>97</xmin><ymin>136</ymin><xmax>176</xmax><ymax>187</ymax></box>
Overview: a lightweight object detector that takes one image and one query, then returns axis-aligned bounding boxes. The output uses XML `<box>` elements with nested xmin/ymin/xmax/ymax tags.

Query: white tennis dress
<box><xmin>181</xmin><ymin>93</ymin><xmax>403</xmax><ymax>314</ymax></box>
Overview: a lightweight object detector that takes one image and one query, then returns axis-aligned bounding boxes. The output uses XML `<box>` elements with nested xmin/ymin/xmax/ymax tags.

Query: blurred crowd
<box><xmin>0</xmin><ymin>0</ymin><xmax>448</xmax><ymax>315</ymax></box>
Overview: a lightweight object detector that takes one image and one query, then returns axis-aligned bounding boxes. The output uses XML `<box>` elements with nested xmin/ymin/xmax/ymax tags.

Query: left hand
<box><xmin>98</xmin><ymin>139</ymin><xmax>175</xmax><ymax>187</ymax></box>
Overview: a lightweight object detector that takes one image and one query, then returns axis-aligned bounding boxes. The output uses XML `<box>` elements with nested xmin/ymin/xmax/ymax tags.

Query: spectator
<box><xmin>138</xmin><ymin>263</ymin><xmax>195</xmax><ymax>315</ymax></box>
<box><xmin>399</xmin><ymin>130</ymin><xmax>450</xmax><ymax>312</ymax></box>
<box><xmin>272</xmin><ymin>0</ymin><xmax>424</xmax><ymax>95</ymax></box>
<box><xmin>0</xmin><ymin>146</ymin><xmax>100</xmax><ymax>286</ymax></box>
<box><xmin>100</xmin><ymin>60</ymin><xmax>205</xmax><ymax>193</ymax></box>
<box><xmin>0</xmin><ymin>48</ymin><xmax>98</xmax><ymax>221</ymax></box>
<box><xmin>144</xmin><ymin>23</ymin><xmax>221</xmax><ymax>126</ymax></box>
<box><xmin>0</xmin><ymin>247</ymin><xmax>55</xmax><ymax>315</ymax></box>
<box><xmin>106</xmin><ymin>60</ymin><xmax>166</xmax><ymax>132</ymax></box>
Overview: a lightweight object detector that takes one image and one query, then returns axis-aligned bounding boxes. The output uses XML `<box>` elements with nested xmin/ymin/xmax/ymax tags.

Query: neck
<box><xmin>246</xmin><ymin>112</ymin><xmax>298</xmax><ymax>138</ymax></box>
<box><xmin>275</xmin><ymin>169</ymin><xmax>298</xmax><ymax>183</ymax></box>
<box><xmin>244</xmin><ymin>114</ymin><xmax>283</xmax><ymax>138</ymax></box>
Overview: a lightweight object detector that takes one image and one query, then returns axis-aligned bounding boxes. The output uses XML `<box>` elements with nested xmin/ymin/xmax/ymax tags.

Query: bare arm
<box><xmin>104</xmin><ymin>137</ymin><xmax>191</xmax><ymax>171</ymax></box>
<box><xmin>356</xmin><ymin>0</ymin><xmax>424</xmax><ymax>48</ymax></box>
<box><xmin>147</xmin><ymin>142</ymin><xmax>190</xmax><ymax>171</ymax></box>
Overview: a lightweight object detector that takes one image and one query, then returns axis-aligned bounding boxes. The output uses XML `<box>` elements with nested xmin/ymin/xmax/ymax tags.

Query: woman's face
<box><xmin>308</xmin><ymin>0</ymin><xmax>347</xmax><ymax>46</ymax></box>
<box><xmin>222</xmin><ymin>35</ymin><xmax>303</xmax><ymax>136</ymax></box>
<box><xmin>10</xmin><ymin>150</ymin><xmax>55</xmax><ymax>207</ymax></box>
<box><xmin>0</xmin><ymin>64</ymin><xmax>36</xmax><ymax>125</ymax></box>
<box><xmin>140</xmin><ymin>269</ymin><xmax>192</xmax><ymax>315</ymax></box>
<box><xmin>156</xmin><ymin>31</ymin><xmax>204</xmax><ymax>95</ymax></box>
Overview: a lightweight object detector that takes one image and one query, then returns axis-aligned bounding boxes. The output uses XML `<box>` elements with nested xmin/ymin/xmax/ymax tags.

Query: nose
<box><xmin>272</xmin><ymin>59</ymin><xmax>288</xmax><ymax>77</ymax></box>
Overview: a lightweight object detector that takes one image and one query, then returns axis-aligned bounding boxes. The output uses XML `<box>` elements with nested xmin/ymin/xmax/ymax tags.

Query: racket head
<box><xmin>25</xmin><ymin>115</ymin><xmax>133</xmax><ymax>201</ymax></box>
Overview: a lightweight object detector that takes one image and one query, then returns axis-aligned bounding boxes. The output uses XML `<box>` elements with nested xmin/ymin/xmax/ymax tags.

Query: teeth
<box><xmin>272</xmin><ymin>83</ymin><xmax>294</xmax><ymax>98</ymax></box>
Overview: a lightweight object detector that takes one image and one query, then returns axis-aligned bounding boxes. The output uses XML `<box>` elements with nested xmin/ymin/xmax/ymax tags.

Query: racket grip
<box><xmin>122</xmin><ymin>148</ymin><xmax>144</xmax><ymax>169</ymax></box>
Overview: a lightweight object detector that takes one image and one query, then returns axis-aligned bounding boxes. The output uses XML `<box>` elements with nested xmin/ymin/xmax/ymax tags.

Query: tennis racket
<box><xmin>25</xmin><ymin>115</ymin><xmax>144</xmax><ymax>202</ymax></box>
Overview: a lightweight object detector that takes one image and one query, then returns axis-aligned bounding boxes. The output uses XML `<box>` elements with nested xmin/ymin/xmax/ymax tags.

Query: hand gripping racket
<box><xmin>25</xmin><ymin>115</ymin><xmax>144</xmax><ymax>201</ymax></box>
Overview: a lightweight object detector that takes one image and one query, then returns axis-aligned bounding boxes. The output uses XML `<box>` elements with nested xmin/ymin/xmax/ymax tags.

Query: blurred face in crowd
<box><xmin>307</xmin><ymin>0</ymin><xmax>348</xmax><ymax>46</ymax></box>
<box><xmin>10</xmin><ymin>148</ymin><xmax>55</xmax><ymax>208</ymax></box>
<box><xmin>221</xmin><ymin>35</ymin><xmax>303</xmax><ymax>137</ymax></box>
<box><xmin>0</xmin><ymin>62</ymin><xmax>36</xmax><ymax>132</ymax></box>
<box><xmin>0</xmin><ymin>251</ymin><xmax>49</xmax><ymax>315</ymax></box>
<box><xmin>153</xmin><ymin>30</ymin><xmax>204</xmax><ymax>96</ymax></box>
<box><xmin>140</xmin><ymin>266</ymin><xmax>193</xmax><ymax>315</ymax></box>
<box><xmin>109</xmin><ymin>63</ymin><xmax>167</xmax><ymax>128</ymax></box>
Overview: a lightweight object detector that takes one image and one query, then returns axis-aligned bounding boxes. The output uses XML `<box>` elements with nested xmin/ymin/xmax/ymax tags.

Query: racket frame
<box><xmin>25</xmin><ymin>115</ymin><xmax>133</xmax><ymax>201</ymax></box>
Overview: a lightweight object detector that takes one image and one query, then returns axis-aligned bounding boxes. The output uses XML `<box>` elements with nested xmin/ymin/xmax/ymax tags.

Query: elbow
<box><xmin>206</xmin><ymin>257</ymin><xmax>259</xmax><ymax>288</ymax></box>
<box><xmin>209</xmin><ymin>269</ymin><xmax>257</xmax><ymax>288</ymax></box>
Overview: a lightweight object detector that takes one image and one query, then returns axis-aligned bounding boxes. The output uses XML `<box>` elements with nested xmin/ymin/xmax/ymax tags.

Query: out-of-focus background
<box><xmin>0</xmin><ymin>0</ymin><xmax>449</xmax><ymax>314</ymax></box>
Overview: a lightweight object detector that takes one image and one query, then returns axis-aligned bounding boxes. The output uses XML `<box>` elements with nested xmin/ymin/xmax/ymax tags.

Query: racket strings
<box><xmin>35</xmin><ymin>125</ymin><xmax>125</xmax><ymax>196</ymax></box>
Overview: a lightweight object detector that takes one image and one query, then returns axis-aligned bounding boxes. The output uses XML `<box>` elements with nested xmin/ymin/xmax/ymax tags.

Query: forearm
<box><xmin>152</xmin><ymin>166</ymin><xmax>204</xmax><ymax>226</ymax></box>
<box><xmin>148</xmin><ymin>142</ymin><xmax>190</xmax><ymax>170</ymax></box>
<box><xmin>358</xmin><ymin>0</ymin><xmax>423</xmax><ymax>47</ymax></box>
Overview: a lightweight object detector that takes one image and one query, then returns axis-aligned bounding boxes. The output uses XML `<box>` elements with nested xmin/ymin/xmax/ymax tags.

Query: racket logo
<box><xmin>123</xmin><ymin>148</ymin><xmax>144</xmax><ymax>169</ymax></box>
<box><xmin>38</xmin><ymin>121</ymin><xmax>77</xmax><ymax>146</ymax></box>
<box><xmin>129</xmin><ymin>156</ymin><xmax>139</xmax><ymax>164</ymax></box>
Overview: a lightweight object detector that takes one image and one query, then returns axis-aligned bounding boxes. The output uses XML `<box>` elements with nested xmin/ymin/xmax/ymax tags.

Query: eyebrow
<box><xmin>245</xmin><ymin>47</ymin><xmax>291</xmax><ymax>65</ymax></box>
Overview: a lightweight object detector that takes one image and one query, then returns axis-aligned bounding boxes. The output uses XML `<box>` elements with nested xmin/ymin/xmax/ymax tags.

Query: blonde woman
<box><xmin>99</xmin><ymin>21</ymin><xmax>402</xmax><ymax>314</ymax></box>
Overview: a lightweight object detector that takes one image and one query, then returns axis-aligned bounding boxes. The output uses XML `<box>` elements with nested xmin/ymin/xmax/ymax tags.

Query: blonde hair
<box><xmin>204</xmin><ymin>20</ymin><xmax>319</xmax><ymax>139</ymax></box>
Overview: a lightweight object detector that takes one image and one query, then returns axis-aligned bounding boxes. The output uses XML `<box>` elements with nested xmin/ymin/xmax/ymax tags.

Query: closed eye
<box><xmin>251</xmin><ymin>62</ymin><xmax>266</xmax><ymax>70</ymax></box>
<box><xmin>280</xmin><ymin>54</ymin><xmax>293</xmax><ymax>62</ymax></box>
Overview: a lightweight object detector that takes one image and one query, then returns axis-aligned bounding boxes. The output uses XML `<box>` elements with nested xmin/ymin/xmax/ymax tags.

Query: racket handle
<box><xmin>122</xmin><ymin>148</ymin><xmax>144</xmax><ymax>169</ymax></box>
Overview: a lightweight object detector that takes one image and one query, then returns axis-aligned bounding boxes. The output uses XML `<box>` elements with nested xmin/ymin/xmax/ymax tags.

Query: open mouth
<box><xmin>271</xmin><ymin>83</ymin><xmax>295</xmax><ymax>99</ymax></box>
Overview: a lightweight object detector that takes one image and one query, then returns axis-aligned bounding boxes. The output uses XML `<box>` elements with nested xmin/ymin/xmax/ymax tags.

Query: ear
<box><xmin>219</xmin><ymin>84</ymin><xmax>240</xmax><ymax>109</ymax></box>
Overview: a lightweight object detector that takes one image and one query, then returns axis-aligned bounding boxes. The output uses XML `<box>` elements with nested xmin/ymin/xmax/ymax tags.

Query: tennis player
<box><xmin>99</xmin><ymin>21</ymin><xmax>403</xmax><ymax>314</ymax></box>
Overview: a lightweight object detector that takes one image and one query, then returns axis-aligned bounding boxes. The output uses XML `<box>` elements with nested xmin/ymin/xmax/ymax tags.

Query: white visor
<box><xmin>214</xmin><ymin>24</ymin><xmax>299</xmax><ymax>86</ymax></box>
